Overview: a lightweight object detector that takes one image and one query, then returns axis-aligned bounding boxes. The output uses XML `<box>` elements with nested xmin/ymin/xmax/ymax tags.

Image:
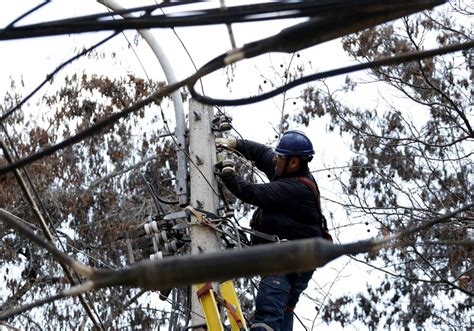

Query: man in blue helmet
<box><xmin>216</xmin><ymin>130</ymin><xmax>327</xmax><ymax>331</ymax></box>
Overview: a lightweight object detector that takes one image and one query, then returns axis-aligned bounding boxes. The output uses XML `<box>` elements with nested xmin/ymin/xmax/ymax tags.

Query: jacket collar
<box><xmin>277</xmin><ymin>165</ymin><xmax>310</xmax><ymax>179</ymax></box>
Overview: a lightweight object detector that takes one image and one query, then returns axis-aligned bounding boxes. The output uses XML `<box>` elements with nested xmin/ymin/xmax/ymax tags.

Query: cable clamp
<box><xmin>185</xmin><ymin>205</ymin><xmax>213</xmax><ymax>226</ymax></box>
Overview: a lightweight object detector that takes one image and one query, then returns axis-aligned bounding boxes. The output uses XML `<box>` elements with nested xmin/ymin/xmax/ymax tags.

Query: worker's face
<box><xmin>274</xmin><ymin>154</ymin><xmax>301</xmax><ymax>176</ymax></box>
<box><xmin>274</xmin><ymin>154</ymin><xmax>287</xmax><ymax>176</ymax></box>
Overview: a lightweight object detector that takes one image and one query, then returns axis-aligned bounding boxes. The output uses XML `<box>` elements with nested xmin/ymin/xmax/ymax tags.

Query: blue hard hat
<box><xmin>275</xmin><ymin>130</ymin><xmax>314</xmax><ymax>156</ymax></box>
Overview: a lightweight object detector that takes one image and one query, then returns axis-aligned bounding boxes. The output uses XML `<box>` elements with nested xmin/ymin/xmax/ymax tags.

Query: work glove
<box><xmin>215</xmin><ymin>159</ymin><xmax>241</xmax><ymax>193</ymax></box>
<box><xmin>215</xmin><ymin>136</ymin><xmax>237</xmax><ymax>149</ymax></box>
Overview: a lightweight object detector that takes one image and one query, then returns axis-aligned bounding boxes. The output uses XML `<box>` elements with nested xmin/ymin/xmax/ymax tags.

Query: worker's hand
<box><xmin>215</xmin><ymin>136</ymin><xmax>237</xmax><ymax>149</ymax></box>
<box><xmin>216</xmin><ymin>159</ymin><xmax>241</xmax><ymax>193</ymax></box>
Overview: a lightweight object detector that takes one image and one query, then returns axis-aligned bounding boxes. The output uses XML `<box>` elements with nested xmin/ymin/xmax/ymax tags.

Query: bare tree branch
<box><xmin>1</xmin><ymin>203</ymin><xmax>472</xmax><ymax>320</ymax></box>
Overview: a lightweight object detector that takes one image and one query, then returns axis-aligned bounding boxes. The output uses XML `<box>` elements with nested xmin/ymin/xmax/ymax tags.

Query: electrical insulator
<box><xmin>219</xmin><ymin>115</ymin><xmax>232</xmax><ymax>131</ymax></box>
<box><xmin>222</xmin><ymin>159</ymin><xmax>235</xmax><ymax>174</ymax></box>
<box><xmin>152</xmin><ymin>236</ymin><xmax>159</xmax><ymax>253</ymax></box>
<box><xmin>150</xmin><ymin>251</ymin><xmax>164</xmax><ymax>260</ymax></box>
<box><xmin>225</xmin><ymin>206</ymin><xmax>235</xmax><ymax>218</ymax></box>
<box><xmin>154</xmin><ymin>230</ymin><xmax>168</xmax><ymax>244</ymax></box>
<box><xmin>144</xmin><ymin>220</ymin><xmax>159</xmax><ymax>235</ymax></box>
<box><xmin>164</xmin><ymin>240</ymin><xmax>178</xmax><ymax>253</ymax></box>
<box><xmin>222</xmin><ymin>159</ymin><xmax>234</xmax><ymax>167</ymax></box>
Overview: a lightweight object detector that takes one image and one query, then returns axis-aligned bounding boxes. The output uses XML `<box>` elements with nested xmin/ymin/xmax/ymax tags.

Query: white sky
<box><xmin>0</xmin><ymin>1</ymin><xmax>408</xmax><ymax>330</ymax></box>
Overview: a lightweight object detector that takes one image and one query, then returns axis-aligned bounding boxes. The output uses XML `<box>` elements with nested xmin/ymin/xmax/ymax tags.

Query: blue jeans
<box><xmin>251</xmin><ymin>272</ymin><xmax>314</xmax><ymax>331</ymax></box>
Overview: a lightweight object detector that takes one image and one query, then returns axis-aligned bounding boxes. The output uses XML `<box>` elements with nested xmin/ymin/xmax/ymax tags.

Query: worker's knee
<box><xmin>256</xmin><ymin>275</ymin><xmax>291</xmax><ymax>310</ymax></box>
<box><xmin>254</xmin><ymin>275</ymin><xmax>291</xmax><ymax>330</ymax></box>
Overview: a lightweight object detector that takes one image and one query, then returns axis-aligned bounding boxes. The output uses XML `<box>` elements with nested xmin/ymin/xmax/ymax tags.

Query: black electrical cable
<box><xmin>0</xmin><ymin>1</ymin><xmax>311</xmax><ymax>40</ymax></box>
<box><xmin>0</xmin><ymin>77</ymin><xmax>187</xmax><ymax>176</ymax></box>
<box><xmin>190</xmin><ymin>40</ymin><xmax>474</xmax><ymax>106</ymax></box>
<box><xmin>73</xmin><ymin>0</ymin><xmax>203</xmax><ymax>24</ymax></box>
<box><xmin>3</xmin><ymin>0</ymin><xmax>51</xmax><ymax>30</ymax></box>
<box><xmin>2</xmin><ymin>39</ymin><xmax>472</xmax><ymax>177</ymax></box>
<box><xmin>0</xmin><ymin>0</ymin><xmax>454</xmax><ymax>175</ymax></box>
<box><xmin>1</xmin><ymin>0</ymin><xmax>197</xmax><ymax>33</ymax></box>
<box><xmin>0</xmin><ymin>31</ymin><xmax>119</xmax><ymax>123</ymax></box>
<box><xmin>0</xmin><ymin>0</ymin><xmax>427</xmax><ymax>40</ymax></box>
<box><xmin>140</xmin><ymin>171</ymin><xmax>178</xmax><ymax>206</ymax></box>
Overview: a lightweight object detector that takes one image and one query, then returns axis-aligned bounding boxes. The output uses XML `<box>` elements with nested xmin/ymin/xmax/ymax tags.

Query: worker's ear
<box><xmin>288</xmin><ymin>156</ymin><xmax>301</xmax><ymax>171</ymax></box>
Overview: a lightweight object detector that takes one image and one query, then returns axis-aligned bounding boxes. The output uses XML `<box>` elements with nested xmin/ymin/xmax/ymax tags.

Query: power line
<box><xmin>0</xmin><ymin>32</ymin><xmax>119</xmax><ymax>123</ymax></box>
<box><xmin>190</xmin><ymin>40</ymin><xmax>474</xmax><ymax>106</ymax></box>
<box><xmin>2</xmin><ymin>39</ymin><xmax>471</xmax><ymax>179</ymax></box>
<box><xmin>1</xmin><ymin>2</ymin><xmax>464</xmax><ymax>176</ymax></box>
<box><xmin>0</xmin><ymin>0</ymin><xmax>418</xmax><ymax>40</ymax></box>
<box><xmin>3</xmin><ymin>0</ymin><xmax>51</xmax><ymax>30</ymax></box>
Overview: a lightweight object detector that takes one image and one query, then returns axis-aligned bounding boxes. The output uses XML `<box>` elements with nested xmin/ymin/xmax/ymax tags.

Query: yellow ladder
<box><xmin>196</xmin><ymin>280</ymin><xmax>247</xmax><ymax>330</ymax></box>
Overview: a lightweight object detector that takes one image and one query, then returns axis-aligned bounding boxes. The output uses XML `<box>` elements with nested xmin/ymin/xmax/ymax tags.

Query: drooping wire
<box><xmin>2</xmin><ymin>0</ymin><xmax>51</xmax><ymax>30</ymax></box>
<box><xmin>1</xmin><ymin>37</ymin><xmax>471</xmax><ymax>177</ymax></box>
<box><xmin>189</xmin><ymin>40</ymin><xmax>474</xmax><ymax>106</ymax></box>
<box><xmin>0</xmin><ymin>31</ymin><xmax>120</xmax><ymax>123</ymax></box>
<box><xmin>140</xmin><ymin>171</ymin><xmax>177</xmax><ymax>207</ymax></box>
<box><xmin>0</xmin><ymin>0</ymin><xmax>380</xmax><ymax>40</ymax></box>
<box><xmin>0</xmin><ymin>77</ymin><xmax>185</xmax><ymax>176</ymax></box>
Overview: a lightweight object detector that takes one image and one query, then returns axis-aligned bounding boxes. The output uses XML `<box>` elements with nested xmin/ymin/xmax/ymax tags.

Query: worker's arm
<box><xmin>235</xmin><ymin>139</ymin><xmax>276</xmax><ymax>179</ymax></box>
<box><xmin>220</xmin><ymin>171</ymin><xmax>301</xmax><ymax>208</ymax></box>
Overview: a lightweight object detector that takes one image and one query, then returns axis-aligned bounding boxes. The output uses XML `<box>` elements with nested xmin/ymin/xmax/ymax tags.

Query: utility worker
<box><xmin>216</xmin><ymin>130</ymin><xmax>327</xmax><ymax>331</ymax></box>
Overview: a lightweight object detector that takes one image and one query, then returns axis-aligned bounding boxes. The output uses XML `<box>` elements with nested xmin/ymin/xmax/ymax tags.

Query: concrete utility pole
<box><xmin>188</xmin><ymin>99</ymin><xmax>222</xmax><ymax>329</ymax></box>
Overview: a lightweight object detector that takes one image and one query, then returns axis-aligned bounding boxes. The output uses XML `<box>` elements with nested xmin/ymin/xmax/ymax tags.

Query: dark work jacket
<box><xmin>221</xmin><ymin>139</ymin><xmax>323</xmax><ymax>243</ymax></box>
